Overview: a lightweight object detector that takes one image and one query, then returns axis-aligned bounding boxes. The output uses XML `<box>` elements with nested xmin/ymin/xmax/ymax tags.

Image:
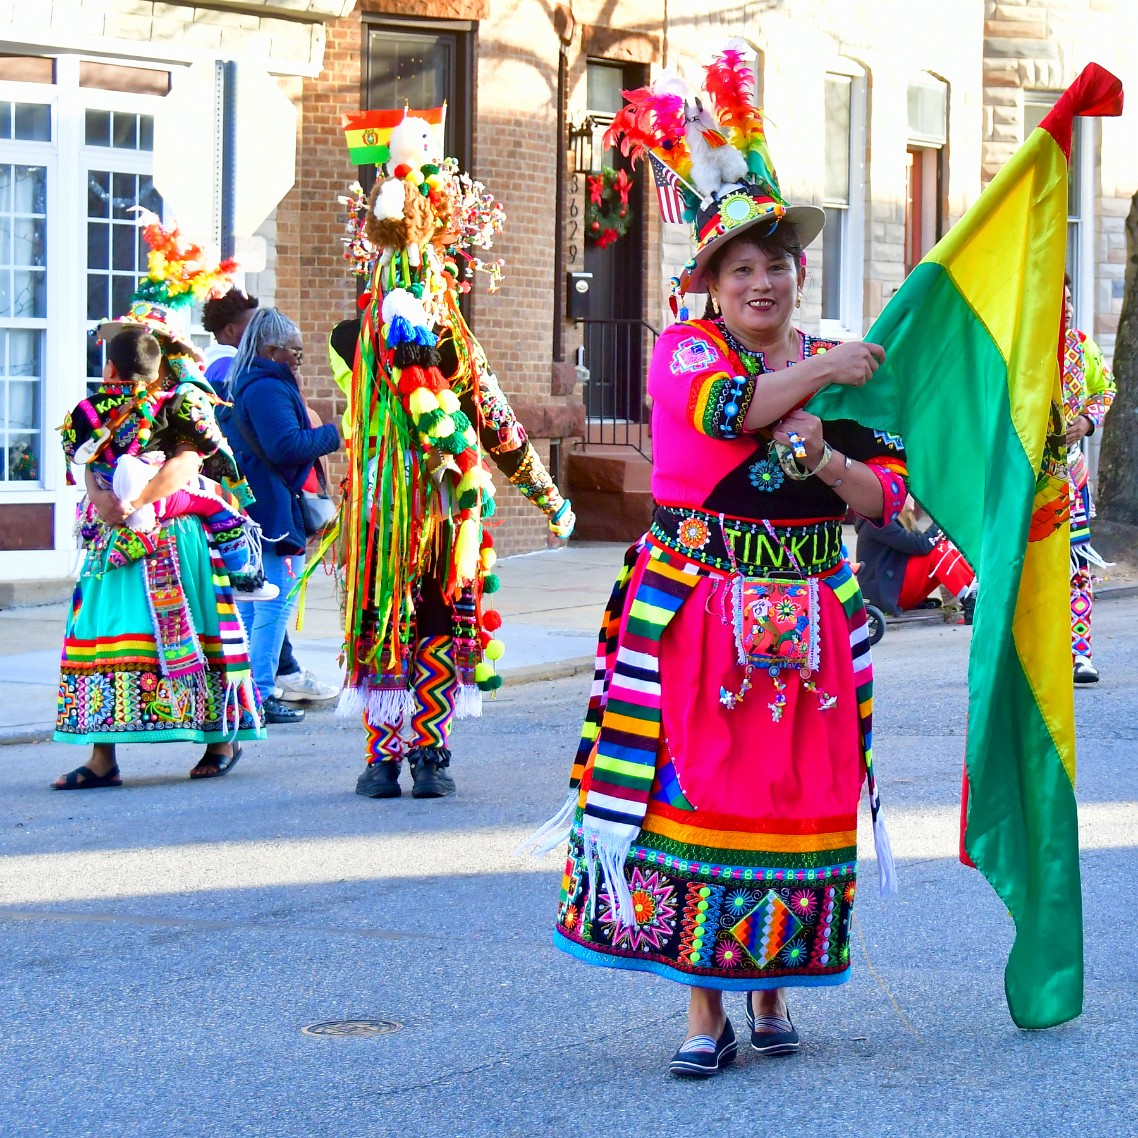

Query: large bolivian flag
<box><xmin>809</xmin><ymin>63</ymin><xmax>1123</xmax><ymax>1029</ymax></box>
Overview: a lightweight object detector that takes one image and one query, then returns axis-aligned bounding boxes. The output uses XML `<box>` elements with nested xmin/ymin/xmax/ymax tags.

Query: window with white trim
<box><xmin>905</xmin><ymin>75</ymin><xmax>948</xmax><ymax>274</ymax></box>
<box><xmin>821</xmin><ymin>67</ymin><xmax>866</xmax><ymax>336</ymax></box>
<box><xmin>0</xmin><ymin>62</ymin><xmax>166</xmax><ymax>495</ymax></box>
<box><xmin>1024</xmin><ymin>92</ymin><xmax>1090</xmax><ymax>327</ymax></box>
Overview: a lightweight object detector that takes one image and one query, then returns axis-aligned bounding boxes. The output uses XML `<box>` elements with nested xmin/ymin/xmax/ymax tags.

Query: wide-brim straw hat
<box><xmin>682</xmin><ymin>184</ymin><xmax>825</xmax><ymax>295</ymax></box>
<box><xmin>96</xmin><ymin>299</ymin><xmax>202</xmax><ymax>361</ymax></box>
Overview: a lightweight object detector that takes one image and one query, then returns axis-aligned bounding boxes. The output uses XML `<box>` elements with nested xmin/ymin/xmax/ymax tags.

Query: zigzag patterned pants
<box><xmin>364</xmin><ymin>635</ymin><xmax>459</xmax><ymax>764</ymax></box>
<box><xmin>1071</xmin><ymin>549</ymin><xmax>1093</xmax><ymax>660</ymax></box>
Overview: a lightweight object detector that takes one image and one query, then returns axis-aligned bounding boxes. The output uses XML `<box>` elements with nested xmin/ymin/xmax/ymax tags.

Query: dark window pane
<box><xmin>86</xmin><ymin>331</ymin><xmax>104</xmax><ymax>383</ymax></box>
<box><xmin>138</xmin><ymin>176</ymin><xmax>162</xmax><ymax>215</ymax></box>
<box><xmin>0</xmin><ymin>102</ymin><xmax>10</xmax><ymax>140</ymax></box>
<box><xmin>87</xmin><ymin>220</ymin><xmax>109</xmax><ymax>270</ymax></box>
<box><xmin>821</xmin><ymin>206</ymin><xmax>845</xmax><ymax>321</ymax></box>
<box><xmin>112</xmin><ymin>222</ymin><xmax>136</xmax><ymax>270</ymax></box>
<box><xmin>85</xmin><ymin>108</ymin><xmax>110</xmax><ymax>147</ymax></box>
<box><xmin>88</xmin><ymin>170</ymin><xmax>110</xmax><ymax>218</ymax></box>
<box><xmin>86</xmin><ymin>274</ymin><xmax>109</xmax><ymax>321</ymax></box>
<box><xmin>111</xmin><ymin>112</ymin><xmax>138</xmax><ymax>150</ymax></box>
<box><xmin>13</xmin><ymin>103</ymin><xmax>50</xmax><ymax>141</ymax></box>
<box><xmin>7</xmin><ymin>433</ymin><xmax>40</xmax><ymax>481</ymax></box>
<box><xmin>111</xmin><ymin>171</ymin><xmax>136</xmax><ymax>218</ymax></box>
<box><xmin>111</xmin><ymin>274</ymin><xmax>133</xmax><ymax>317</ymax></box>
<box><xmin>139</xmin><ymin>115</ymin><xmax>153</xmax><ymax>151</ymax></box>
<box><xmin>367</xmin><ymin>30</ymin><xmax>456</xmax><ymax>156</ymax></box>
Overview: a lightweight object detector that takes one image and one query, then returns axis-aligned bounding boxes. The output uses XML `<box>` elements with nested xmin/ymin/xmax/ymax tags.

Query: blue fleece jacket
<box><xmin>219</xmin><ymin>355</ymin><xmax>340</xmax><ymax>554</ymax></box>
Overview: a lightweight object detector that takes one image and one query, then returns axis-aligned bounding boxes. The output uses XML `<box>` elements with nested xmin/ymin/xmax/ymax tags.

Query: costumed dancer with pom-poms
<box><xmin>53</xmin><ymin>215</ymin><xmax>265</xmax><ymax>789</ymax></box>
<box><xmin>523</xmin><ymin>44</ymin><xmax>907</xmax><ymax>1075</ymax></box>
<box><xmin>327</xmin><ymin>109</ymin><xmax>575</xmax><ymax>800</ymax></box>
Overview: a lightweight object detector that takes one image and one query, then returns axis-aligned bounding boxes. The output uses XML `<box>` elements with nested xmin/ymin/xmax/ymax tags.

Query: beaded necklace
<box><xmin>715</xmin><ymin>319</ymin><xmax>804</xmax><ymax>376</ymax></box>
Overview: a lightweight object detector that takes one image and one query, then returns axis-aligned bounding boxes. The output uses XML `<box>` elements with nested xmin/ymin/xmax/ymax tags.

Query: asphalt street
<box><xmin>1</xmin><ymin>599</ymin><xmax>1135</xmax><ymax>1137</ymax></box>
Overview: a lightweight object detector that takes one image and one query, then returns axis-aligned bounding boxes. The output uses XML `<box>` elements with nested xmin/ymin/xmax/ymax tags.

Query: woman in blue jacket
<box><xmin>220</xmin><ymin>308</ymin><xmax>341</xmax><ymax>723</ymax></box>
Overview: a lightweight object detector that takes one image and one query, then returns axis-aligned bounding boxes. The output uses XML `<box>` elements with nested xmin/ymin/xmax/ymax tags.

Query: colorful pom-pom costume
<box><xmin>326</xmin><ymin>109</ymin><xmax>574</xmax><ymax>798</ymax></box>
<box><xmin>526</xmin><ymin>45</ymin><xmax>905</xmax><ymax>1001</ymax></box>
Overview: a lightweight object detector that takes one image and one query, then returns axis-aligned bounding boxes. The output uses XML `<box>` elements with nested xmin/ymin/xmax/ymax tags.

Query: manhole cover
<box><xmin>301</xmin><ymin>1018</ymin><xmax>402</xmax><ymax>1038</ymax></box>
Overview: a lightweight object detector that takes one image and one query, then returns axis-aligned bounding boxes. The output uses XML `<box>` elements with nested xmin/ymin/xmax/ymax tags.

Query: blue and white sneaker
<box><xmin>668</xmin><ymin>1019</ymin><xmax>737</xmax><ymax>1078</ymax></box>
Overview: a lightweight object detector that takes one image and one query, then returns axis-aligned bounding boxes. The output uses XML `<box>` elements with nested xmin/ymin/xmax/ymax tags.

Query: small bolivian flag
<box><xmin>341</xmin><ymin>105</ymin><xmax>446</xmax><ymax>166</ymax></box>
<box><xmin>810</xmin><ymin>62</ymin><xmax>1123</xmax><ymax>1030</ymax></box>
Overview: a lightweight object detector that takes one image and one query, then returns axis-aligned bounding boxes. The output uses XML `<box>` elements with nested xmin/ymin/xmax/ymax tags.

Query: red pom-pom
<box><xmin>480</xmin><ymin>532</ymin><xmax>494</xmax><ymax>549</ymax></box>
<box><xmin>478</xmin><ymin>630</ymin><xmax>492</xmax><ymax>649</ymax></box>
<box><xmin>393</xmin><ymin>163</ymin><xmax>411</xmax><ymax>179</ymax></box>
<box><xmin>482</xmin><ymin>610</ymin><xmax>502</xmax><ymax>631</ymax></box>
<box><xmin>397</xmin><ymin>365</ymin><xmax>426</xmax><ymax>395</ymax></box>
<box><xmin>356</xmin><ymin>290</ymin><xmax>372</xmax><ymax>312</ymax></box>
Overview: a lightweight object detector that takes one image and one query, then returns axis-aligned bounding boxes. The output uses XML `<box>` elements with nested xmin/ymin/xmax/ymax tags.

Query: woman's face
<box><xmin>1063</xmin><ymin>285</ymin><xmax>1074</xmax><ymax>331</ymax></box>
<box><xmin>264</xmin><ymin>333</ymin><xmax>304</xmax><ymax>374</ymax></box>
<box><xmin>708</xmin><ymin>239</ymin><xmax>805</xmax><ymax>344</ymax></box>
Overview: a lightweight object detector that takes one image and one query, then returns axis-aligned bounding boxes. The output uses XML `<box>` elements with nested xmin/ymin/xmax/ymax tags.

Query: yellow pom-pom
<box><xmin>480</xmin><ymin>548</ymin><xmax>498</xmax><ymax>571</ymax></box>
<box><xmin>484</xmin><ymin>639</ymin><xmax>505</xmax><ymax>661</ymax></box>
<box><xmin>473</xmin><ymin>661</ymin><xmax>494</xmax><ymax>683</ymax></box>
<box><xmin>408</xmin><ymin>388</ymin><xmax>440</xmax><ymax>416</ymax></box>
<box><xmin>454</xmin><ymin>516</ymin><xmax>480</xmax><ymax>583</ymax></box>
<box><xmin>432</xmin><ymin>416</ymin><xmax>455</xmax><ymax>439</ymax></box>
<box><xmin>437</xmin><ymin>389</ymin><xmax>460</xmax><ymax>414</ymax></box>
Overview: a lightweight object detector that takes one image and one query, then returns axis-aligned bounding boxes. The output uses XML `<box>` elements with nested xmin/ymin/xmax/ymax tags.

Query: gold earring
<box><xmin>712</xmin><ymin>295</ymin><xmax>721</xmax><ymax>315</ymax></box>
<box><xmin>795</xmin><ymin>291</ymin><xmax>802</xmax><ymax>309</ymax></box>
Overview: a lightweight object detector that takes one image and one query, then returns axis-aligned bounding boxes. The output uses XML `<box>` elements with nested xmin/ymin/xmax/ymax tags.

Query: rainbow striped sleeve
<box><xmin>671</xmin><ymin>330</ymin><xmax>755</xmax><ymax>439</ymax></box>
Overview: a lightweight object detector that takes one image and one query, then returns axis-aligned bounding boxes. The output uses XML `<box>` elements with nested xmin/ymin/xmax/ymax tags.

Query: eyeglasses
<box><xmin>269</xmin><ymin>344</ymin><xmax>304</xmax><ymax>366</ymax></box>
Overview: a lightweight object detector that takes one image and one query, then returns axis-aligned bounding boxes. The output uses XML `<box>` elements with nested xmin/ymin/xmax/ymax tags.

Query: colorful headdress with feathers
<box><xmin>605</xmin><ymin>41</ymin><xmax>824</xmax><ymax>301</ymax></box>
<box><xmin>97</xmin><ymin>209</ymin><xmax>238</xmax><ymax>358</ymax></box>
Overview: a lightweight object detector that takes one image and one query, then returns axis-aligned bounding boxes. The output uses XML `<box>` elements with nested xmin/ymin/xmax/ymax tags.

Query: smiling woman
<box><xmin>531</xmin><ymin>44</ymin><xmax>911</xmax><ymax>1078</ymax></box>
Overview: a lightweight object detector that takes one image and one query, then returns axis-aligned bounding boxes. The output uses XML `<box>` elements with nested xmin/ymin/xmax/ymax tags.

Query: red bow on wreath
<box><xmin>584</xmin><ymin>167</ymin><xmax>635</xmax><ymax>248</ymax></box>
<box><xmin>587</xmin><ymin>174</ymin><xmax>605</xmax><ymax>206</ymax></box>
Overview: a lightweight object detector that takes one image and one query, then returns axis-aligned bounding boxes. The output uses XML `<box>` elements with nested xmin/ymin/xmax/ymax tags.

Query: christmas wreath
<box><xmin>585</xmin><ymin>166</ymin><xmax>634</xmax><ymax>249</ymax></box>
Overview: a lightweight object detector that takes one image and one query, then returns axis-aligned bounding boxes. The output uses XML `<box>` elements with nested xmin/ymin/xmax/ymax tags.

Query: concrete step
<box><xmin>567</xmin><ymin>449</ymin><xmax>652</xmax><ymax>494</ymax></box>
<box><xmin>0</xmin><ymin>577</ymin><xmax>75</xmax><ymax>610</ymax></box>
<box><xmin>571</xmin><ymin>488</ymin><xmax>655</xmax><ymax>543</ymax></box>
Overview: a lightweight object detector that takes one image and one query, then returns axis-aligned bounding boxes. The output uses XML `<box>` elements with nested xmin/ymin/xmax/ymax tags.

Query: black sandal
<box><xmin>190</xmin><ymin>744</ymin><xmax>243</xmax><ymax>780</ymax></box>
<box><xmin>51</xmin><ymin>764</ymin><xmax>122</xmax><ymax>790</ymax></box>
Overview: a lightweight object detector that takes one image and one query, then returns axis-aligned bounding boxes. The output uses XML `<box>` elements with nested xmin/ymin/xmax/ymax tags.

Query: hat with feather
<box><xmin>96</xmin><ymin>209</ymin><xmax>238</xmax><ymax>360</ymax></box>
<box><xmin>604</xmin><ymin>41</ymin><xmax>824</xmax><ymax>299</ymax></box>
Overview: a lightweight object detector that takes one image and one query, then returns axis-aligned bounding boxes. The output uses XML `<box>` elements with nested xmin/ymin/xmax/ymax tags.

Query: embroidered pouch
<box><xmin>732</xmin><ymin>575</ymin><xmax>821</xmax><ymax>673</ymax></box>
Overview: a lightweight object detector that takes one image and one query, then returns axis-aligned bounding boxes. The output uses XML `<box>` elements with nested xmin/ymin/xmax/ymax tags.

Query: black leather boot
<box><xmin>355</xmin><ymin>760</ymin><xmax>402</xmax><ymax>798</ymax></box>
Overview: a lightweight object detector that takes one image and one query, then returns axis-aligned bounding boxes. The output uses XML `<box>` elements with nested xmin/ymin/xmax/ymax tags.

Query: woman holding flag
<box><xmin>527</xmin><ymin>44</ymin><xmax>907</xmax><ymax>1076</ymax></box>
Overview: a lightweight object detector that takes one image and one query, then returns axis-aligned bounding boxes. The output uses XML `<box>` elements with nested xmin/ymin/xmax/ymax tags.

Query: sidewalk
<box><xmin>5</xmin><ymin>538</ymin><xmax>1137</xmax><ymax>744</ymax></box>
<box><xmin>0</xmin><ymin>541</ymin><xmax>628</xmax><ymax>745</ymax></box>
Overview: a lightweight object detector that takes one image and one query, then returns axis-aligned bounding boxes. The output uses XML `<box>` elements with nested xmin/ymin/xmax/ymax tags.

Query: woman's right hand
<box><xmin>820</xmin><ymin>341</ymin><xmax>886</xmax><ymax>387</ymax></box>
<box><xmin>89</xmin><ymin>485</ymin><xmax>132</xmax><ymax>527</ymax></box>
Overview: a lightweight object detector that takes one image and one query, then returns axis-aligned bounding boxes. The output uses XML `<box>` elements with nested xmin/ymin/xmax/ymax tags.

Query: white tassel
<box><xmin>873</xmin><ymin>808</ymin><xmax>898</xmax><ymax>897</ymax></box>
<box><xmin>336</xmin><ymin>686</ymin><xmax>367</xmax><ymax>719</ymax></box>
<box><xmin>514</xmin><ymin>790</ymin><xmax>576</xmax><ymax>857</ymax></box>
<box><xmin>453</xmin><ymin>684</ymin><xmax>483</xmax><ymax>720</ymax></box>
<box><xmin>593</xmin><ymin>832</ymin><xmax>636</xmax><ymax>926</ymax></box>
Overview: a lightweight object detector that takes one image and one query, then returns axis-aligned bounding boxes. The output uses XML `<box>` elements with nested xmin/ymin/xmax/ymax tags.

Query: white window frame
<box><xmin>0</xmin><ymin>57</ymin><xmax>170</xmax><ymax>578</ymax></box>
<box><xmin>820</xmin><ymin>61</ymin><xmax>866</xmax><ymax>340</ymax></box>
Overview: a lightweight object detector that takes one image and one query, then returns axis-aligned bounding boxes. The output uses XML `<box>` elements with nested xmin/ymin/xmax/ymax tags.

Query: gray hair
<box><xmin>230</xmin><ymin>306</ymin><xmax>300</xmax><ymax>393</ymax></box>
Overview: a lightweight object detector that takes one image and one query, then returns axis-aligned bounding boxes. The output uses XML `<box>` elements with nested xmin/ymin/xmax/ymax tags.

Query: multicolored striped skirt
<box><xmin>554</xmin><ymin>560</ymin><xmax>872</xmax><ymax>990</ymax></box>
<box><xmin>55</xmin><ymin>516</ymin><xmax>264</xmax><ymax>745</ymax></box>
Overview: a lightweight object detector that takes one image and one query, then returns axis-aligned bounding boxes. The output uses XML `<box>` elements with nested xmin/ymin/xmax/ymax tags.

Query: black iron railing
<box><xmin>579</xmin><ymin>317</ymin><xmax>658</xmax><ymax>458</ymax></box>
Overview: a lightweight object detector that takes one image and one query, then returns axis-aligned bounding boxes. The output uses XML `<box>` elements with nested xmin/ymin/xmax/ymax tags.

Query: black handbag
<box><xmin>229</xmin><ymin>401</ymin><xmax>336</xmax><ymax>538</ymax></box>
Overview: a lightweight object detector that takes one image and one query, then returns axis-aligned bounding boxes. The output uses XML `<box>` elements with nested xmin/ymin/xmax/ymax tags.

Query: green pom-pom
<box><xmin>437</xmin><ymin>431</ymin><xmax>467</xmax><ymax>455</ymax></box>
<box><xmin>450</xmin><ymin>410</ymin><xmax>473</xmax><ymax>436</ymax></box>
<box><xmin>419</xmin><ymin>182</ymin><xmax>430</xmax><ymax>196</ymax></box>
<box><xmin>415</xmin><ymin>408</ymin><xmax>446</xmax><ymax>434</ymax></box>
<box><xmin>477</xmin><ymin>673</ymin><xmax>504</xmax><ymax>692</ymax></box>
<box><xmin>458</xmin><ymin>489</ymin><xmax>478</xmax><ymax>511</ymax></box>
<box><xmin>422</xmin><ymin>163</ymin><xmax>440</xmax><ymax>176</ymax></box>
<box><xmin>409</xmin><ymin>282</ymin><xmax>425</xmax><ymax>299</ymax></box>
<box><xmin>482</xmin><ymin>572</ymin><xmax>500</xmax><ymax>594</ymax></box>
<box><xmin>481</xmin><ymin>496</ymin><xmax>496</xmax><ymax>519</ymax></box>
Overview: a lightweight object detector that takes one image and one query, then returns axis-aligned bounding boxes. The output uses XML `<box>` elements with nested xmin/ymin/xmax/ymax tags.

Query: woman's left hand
<box><xmin>772</xmin><ymin>409</ymin><xmax>825</xmax><ymax>467</ymax></box>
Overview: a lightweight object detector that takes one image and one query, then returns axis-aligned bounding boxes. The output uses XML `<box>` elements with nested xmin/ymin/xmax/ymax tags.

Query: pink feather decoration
<box><xmin>603</xmin><ymin>85</ymin><xmax>687</xmax><ymax>162</ymax></box>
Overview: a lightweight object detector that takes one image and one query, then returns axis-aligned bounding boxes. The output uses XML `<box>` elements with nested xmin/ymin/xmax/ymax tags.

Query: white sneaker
<box><xmin>240</xmin><ymin>581</ymin><xmax>280</xmax><ymax>602</ymax></box>
<box><xmin>276</xmin><ymin>669</ymin><xmax>339</xmax><ymax>702</ymax></box>
<box><xmin>1073</xmin><ymin>655</ymin><xmax>1099</xmax><ymax>684</ymax></box>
